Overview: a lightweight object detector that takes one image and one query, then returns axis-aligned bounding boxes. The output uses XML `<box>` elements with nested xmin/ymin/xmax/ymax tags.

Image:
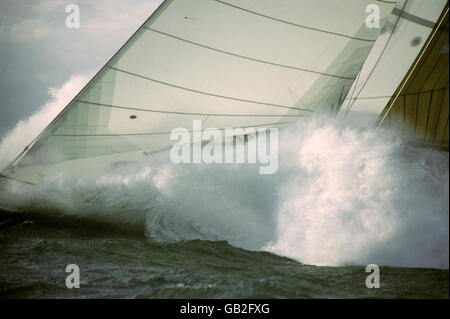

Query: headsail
<box><xmin>2</xmin><ymin>0</ymin><xmax>396</xmax><ymax>184</ymax></box>
<box><xmin>338</xmin><ymin>0</ymin><xmax>448</xmax><ymax>146</ymax></box>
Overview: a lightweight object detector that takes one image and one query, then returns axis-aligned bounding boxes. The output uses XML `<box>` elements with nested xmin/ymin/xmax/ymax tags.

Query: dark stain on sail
<box><xmin>410</xmin><ymin>36</ymin><xmax>423</xmax><ymax>47</ymax></box>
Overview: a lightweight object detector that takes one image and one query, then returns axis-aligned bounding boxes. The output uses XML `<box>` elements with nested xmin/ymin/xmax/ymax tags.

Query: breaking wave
<box><xmin>1</xmin><ymin>116</ymin><xmax>448</xmax><ymax>269</ymax></box>
<box><xmin>0</xmin><ymin>76</ymin><xmax>448</xmax><ymax>268</ymax></box>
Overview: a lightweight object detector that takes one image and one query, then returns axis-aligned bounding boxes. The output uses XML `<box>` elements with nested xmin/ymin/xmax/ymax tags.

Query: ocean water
<box><xmin>0</xmin><ymin>209</ymin><xmax>448</xmax><ymax>299</ymax></box>
<box><xmin>0</xmin><ymin>118</ymin><xmax>448</xmax><ymax>298</ymax></box>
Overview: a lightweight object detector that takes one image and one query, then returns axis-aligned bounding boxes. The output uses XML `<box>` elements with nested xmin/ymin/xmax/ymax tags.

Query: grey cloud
<box><xmin>0</xmin><ymin>0</ymin><xmax>162</xmax><ymax>138</ymax></box>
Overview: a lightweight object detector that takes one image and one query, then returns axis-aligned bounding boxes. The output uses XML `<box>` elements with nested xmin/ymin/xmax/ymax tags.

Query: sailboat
<box><xmin>0</xmin><ymin>0</ymin><xmax>448</xmax><ymax>188</ymax></box>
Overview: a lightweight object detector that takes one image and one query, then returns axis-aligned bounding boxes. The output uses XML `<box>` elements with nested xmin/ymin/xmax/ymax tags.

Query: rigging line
<box><xmin>334</xmin><ymin>85</ymin><xmax>347</xmax><ymax>114</ymax></box>
<box><xmin>340</xmin><ymin>53</ymin><xmax>386</xmax><ymax>111</ymax></box>
<box><xmin>338</xmin><ymin>85</ymin><xmax>347</xmax><ymax>105</ymax></box>
<box><xmin>343</xmin><ymin>0</ymin><xmax>409</xmax><ymax>119</ymax></box>
<box><xmin>52</xmin><ymin>121</ymin><xmax>295</xmax><ymax>137</ymax></box>
<box><xmin>107</xmin><ymin>66</ymin><xmax>316</xmax><ymax>113</ymax></box>
<box><xmin>343</xmin><ymin>0</ymin><xmax>408</xmax><ymax>118</ymax></box>
<box><xmin>377</xmin><ymin>6</ymin><xmax>449</xmax><ymax>128</ymax></box>
<box><xmin>213</xmin><ymin>0</ymin><xmax>376</xmax><ymax>42</ymax></box>
<box><xmin>342</xmin><ymin>69</ymin><xmax>362</xmax><ymax>115</ymax></box>
<box><xmin>76</xmin><ymin>100</ymin><xmax>306</xmax><ymax>117</ymax></box>
<box><xmin>143</xmin><ymin>27</ymin><xmax>357</xmax><ymax>80</ymax></box>
<box><xmin>376</xmin><ymin>0</ymin><xmax>397</xmax><ymax>4</ymax></box>
<box><xmin>341</xmin><ymin>51</ymin><xmax>377</xmax><ymax>114</ymax></box>
<box><xmin>340</xmin><ymin>8</ymin><xmax>397</xmax><ymax>116</ymax></box>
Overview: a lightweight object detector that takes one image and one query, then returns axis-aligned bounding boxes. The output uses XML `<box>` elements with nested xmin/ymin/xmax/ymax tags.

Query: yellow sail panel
<box><xmin>377</xmin><ymin>4</ymin><xmax>448</xmax><ymax>149</ymax></box>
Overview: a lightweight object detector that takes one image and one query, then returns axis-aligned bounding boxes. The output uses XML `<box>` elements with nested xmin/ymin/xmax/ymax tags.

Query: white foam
<box><xmin>1</xmin><ymin>96</ymin><xmax>448</xmax><ymax>269</ymax></box>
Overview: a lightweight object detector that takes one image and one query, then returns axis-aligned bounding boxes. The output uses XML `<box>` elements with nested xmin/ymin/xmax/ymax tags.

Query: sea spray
<box><xmin>265</xmin><ymin>118</ymin><xmax>449</xmax><ymax>268</ymax></box>
<box><xmin>0</xmin><ymin>115</ymin><xmax>448</xmax><ymax>268</ymax></box>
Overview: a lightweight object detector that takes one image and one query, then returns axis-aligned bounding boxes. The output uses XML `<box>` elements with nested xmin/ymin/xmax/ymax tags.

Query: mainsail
<box><xmin>0</xmin><ymin>0</ymin><xmax>405</xmax><ymax>184</ymax></box>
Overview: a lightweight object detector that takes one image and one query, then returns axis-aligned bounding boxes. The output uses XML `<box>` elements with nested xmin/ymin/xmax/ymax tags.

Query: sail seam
<box><xmin>107</xmin><ymin>66</ymin><xmax>316</xmax><ymax>112</ymax></box>
<box><xmin>143</xmin><ymin>27</ymin><xmax>358</xmax><ymax>80</ymax></box>
<box><xmin>213</xmin><ymin>0</ymin><xmax>376</xmax><ymax>42</ymax></box>
<box><xmin>52</xmin><ymin>121</ymin><xmax>295</xmax><ymax>137</ymax></box>
<box><xmin>76</xmin><ymin>100</ymin><xmax>307</xmax><ymax>117</ymax></box>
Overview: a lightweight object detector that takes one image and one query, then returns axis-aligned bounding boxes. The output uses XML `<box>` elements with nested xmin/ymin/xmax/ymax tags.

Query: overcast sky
<box><xmin>0</xmin><ymin>0</ymin><xmax>162</xmax><ymax>139</ymax></box>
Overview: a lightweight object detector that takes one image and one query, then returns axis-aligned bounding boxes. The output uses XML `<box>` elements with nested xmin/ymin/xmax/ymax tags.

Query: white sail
<box><xmin>338</xmin><ymin>0</ymin><xmax>448</xmax><ymax>127</ymax></box>
<box><xmin>2</xmin><ymin>0</ymin><xmax>396</xmax><ymax>184</ymax></box>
